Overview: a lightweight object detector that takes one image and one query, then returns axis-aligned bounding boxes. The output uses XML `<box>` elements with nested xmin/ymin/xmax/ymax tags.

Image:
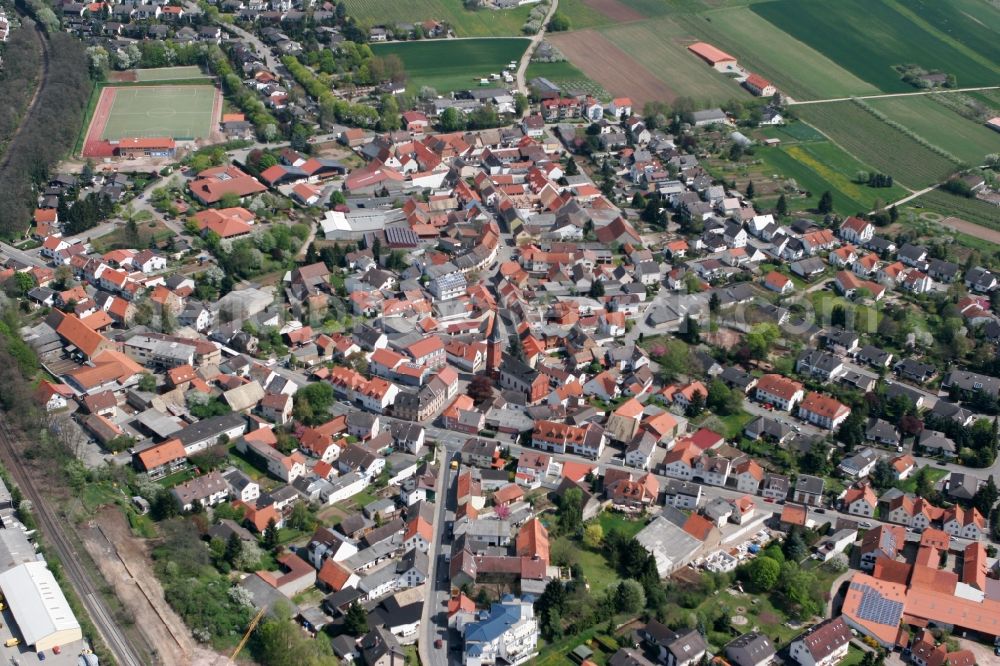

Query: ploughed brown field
<box><xmin>548</xmin><ymin>30</ymin><xmax>677</xmax><ymax>107</ymax></box>
<box><xmin>581</xmin><ymin>0</ymin><xmax>644</xmax><ymax>22</ymax></box>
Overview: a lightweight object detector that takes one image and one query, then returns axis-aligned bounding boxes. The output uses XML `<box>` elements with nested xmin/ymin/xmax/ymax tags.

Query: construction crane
<box><xmin>231</xmin><ymin>606</ymin><xmax>267</xmax><ymax>661</ymax></box>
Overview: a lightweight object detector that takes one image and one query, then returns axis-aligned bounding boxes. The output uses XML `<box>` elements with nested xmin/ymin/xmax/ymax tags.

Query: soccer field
<box><xmin>100</xmin><ymin>85</ymin><xmax>218</xmax><ymax>140</ymax></box>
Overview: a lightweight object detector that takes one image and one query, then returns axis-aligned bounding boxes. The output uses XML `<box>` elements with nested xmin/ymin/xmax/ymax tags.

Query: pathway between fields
<box><xmin>515</xmin><ymin>0</ymin><xmax>558</xmax><ymax>105</ymax></box>
<box><xmin>788</xmin><ymin>85</ymin><xmax>1000</xmax><ymax>105</ymax></box>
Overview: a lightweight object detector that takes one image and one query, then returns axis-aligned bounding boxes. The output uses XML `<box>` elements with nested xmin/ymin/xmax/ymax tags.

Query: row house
<box><xmin>531</xmin><ymin>420</ymin><xmax>605</xmax><ymax>459</ymax></box>
<box><xmin>753</xmin><ymin>373</ymin><xmax>804</xmax><ymax>411</ymax></box>
<box><xmin>798</xmin><ymin>392</ymin><xmax>851</xmax><ymax>430</ymax></box>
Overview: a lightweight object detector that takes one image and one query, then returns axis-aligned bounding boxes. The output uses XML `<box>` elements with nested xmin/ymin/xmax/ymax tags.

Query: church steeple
<box><xmin>485</xmin><ymin>311</ymin><xmax>503</xmax><ymax>378</ymax></box>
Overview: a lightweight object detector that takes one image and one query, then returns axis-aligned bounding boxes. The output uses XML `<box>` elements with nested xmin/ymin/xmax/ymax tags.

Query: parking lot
<box><xmin>0</xmin><ymin>605</ymin><xmax>90</xmax><ymax>666</ymax></box>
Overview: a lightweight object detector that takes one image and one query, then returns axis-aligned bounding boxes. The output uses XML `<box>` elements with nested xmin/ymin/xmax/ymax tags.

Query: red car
<box><xmin>434</xmin><ymin>639</ymin><xmax>444</xmax><ymax>649</ymax></box>
<box><xmin>764</xmin><ymin>498</ymin><xmax>775</xmax><ymax>503</ymax></box>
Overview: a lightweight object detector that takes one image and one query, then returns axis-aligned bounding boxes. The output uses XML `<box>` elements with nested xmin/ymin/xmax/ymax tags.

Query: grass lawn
<box><xmin>101</xmin><ymin>85</ymin><xmax>218</xmax><ymax>140</ymax></box>
<box><xmin>597</xmin><ymin>512</ymin><xmax>646</xmax><ymax>539</ymax></box>
<box><xmin>80</xmin><ymin>482</ymin><xmax>123</xmax><ymax>512</ymax></box>
<box><xmin>797</xmin><ymin>101</ymin><xmax>959</xmax><ymax>189</ymax></box>
<box><xmin>90</xmin><ymin>218</ymin><xmax>173</xmax><ymax>253</ymax></box>
<box><xmin>841</xmin><ymin>643</ymin><xmax>868</xmax><ymax>666</ymax></box>
<box><xmin>751</xmin><ymin>0</ymin><xmax>1000</xmax><ymax>93</ymax></box>
<box><xmin>554</xmin><ymin>536</ymin><xmax>619</xmax><ymax>595</ymax></box>
<box><xmin>134</xmin><ymin>66</ymin><xmax>208</xmax><ymax>82</ymax></box>
<box><xmin>809</xmin><ymin>291</ymin><xmax>882</xmax><ymax>334</ymax></box>
<box><xmin>127</xmin><ymin>510</ymin><xmax>159</xmax><ymax>539</ymax></box>
<box><xmin>372</xmin><ymin>38</ymin><xmax>529</xmax><ymax>93</ymax></box>
<box><xmin>158</xmin><ymin>468</ymin><xmax>198</xmax><ymax>488</ymax></box>
<box><xmin>897</xmin><ymin>465</ymin><xmax>949</xmax><ymax>493</ymax></box>
<box><xmin>701</xmin><ymin>410</ymin><xmax>754</xmax><ymax>440</ymax></box>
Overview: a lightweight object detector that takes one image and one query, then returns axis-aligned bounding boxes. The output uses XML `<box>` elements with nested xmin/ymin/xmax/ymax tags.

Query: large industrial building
<box><xmin>0</xmin><ymin>560</ymin><xmax>83</xmax><ymax>651</ymax></box>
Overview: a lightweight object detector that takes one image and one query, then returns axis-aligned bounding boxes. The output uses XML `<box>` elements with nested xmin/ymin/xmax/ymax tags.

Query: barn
<box><xmin>0</xmin><ymin>561</ymin><xmax>83</xmax><ymax>651</ymax></box>
<box><xmin>687</xmin><ymin>42</ymin><xmax>737</xmax><ymax>70</ymax></box>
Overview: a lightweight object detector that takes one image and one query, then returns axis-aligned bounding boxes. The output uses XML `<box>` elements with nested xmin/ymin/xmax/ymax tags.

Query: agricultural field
<box><xmin>711</xmin><ymin>129</ymin><xmax>908</xmax><ymax>217</ymax></box>
<box><xmin>909</xmin><ymin>189</ymin><xmax>1000</xmax><ymax>234</ymax></box>
<box><xmin>796</xmin><ymin>101</ymin><xmax>960</xmax><ymax>189</ymax></box>
<box><xmin>673</xmin><ymin>8</ymin><xmax>878</xmax><ymax>101</ymax></box>
<box><xmin>547</xmin><ymin>30</ymin><xmax>678</xmax><ymax>108</ymax></box>
<box><xmin>867</xmin><ymin>95</ymin><xmax>1000</xmax><ymax>165</ymax></box>
<box><xmin>557</xmin><ymin>15</ymin><xmax>749</xmax><ymax>107</ymax></box>
<box><xmin>371</xmin><ymin>39</ymin><xmax>529</xmax><ymax>93</ymax></box>
<box><xmin>525</xmin><ymin>60</ymin><xmax>609</xmax><ymax>100</ymax></box>
<box><xmin>340</xmin><ymin>0</ymin><xmax>532</xmax><ymax>37</ymax></box>
<box><xmin>751</xmin><ymin>0</ymin><xmax>1000</xmax><ymax>93</ymax></box>
<box><xmin>759</xmin><ymin>142</ymin><xmax>909</xmax><ymax>215</ymax></box>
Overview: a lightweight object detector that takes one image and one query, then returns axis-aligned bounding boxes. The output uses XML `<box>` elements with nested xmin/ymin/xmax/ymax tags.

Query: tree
<box><xmin>294</xmin><ymin>382</ymin><xmax>334</xmax><ymax>424</ymax></box>
<box><xmin>835</xmin><ymin>409</ymin><xmax>867</xmax><ymax>450</ymax></box>
<box><xmin>558</xmin><ymin>487</ymin><xmax>583</xmax><ymax>535</ymax></box>
<box><xmin>438</xmin><ymin>107</ymin><xmax>465</xmax><ymax>132</ymax></box>
<box><xmin>262</xmin><ymin>518</ymin><xmax>279</xmax><ymax>550</ymax></box>
<box><xmin>344</xmin><ymin>601</ymin><xmax>369</xmax><ymax>636</ymax></box>
<box><xmin>224</xmin><ymin>532</ymin><xmax>243</xmax><ymax>566</ymax></box>
<box><xmin>256</xmin><ymin>613</ymin><xmax>338</xmax><ymax>665</ymax></box>
<box><xmin>151</xmin><ymin>490</ymin><xmax>179</xmax><ymax>521</ymax></box>
<box><xmin>746</xmin><ymin>180</ymin><xmax>755</xmax><ymax>199</ymax></box>
<box><xmin>656</xmin><ymin>339</ymin><xmax>691</xmax><ymax>383</ymax></box>
<box><xmin>514</xmin><ymin>92</ymin><xmax>529</xmax><ymax>116</ymax></box>
<box><xmin>746</xmin><ymin>323</ymin><xmax>780</xmax><ymax>360</ymax></box>
<box><xmin>707</xmin><ymin>379</ymin><xmax>742</xmax><ymax>416</ymax></box>
<box><xmin>138</xmin><ymin>373</ymin><xmax>157</xmax><ymax>392</ymax></box>
<box><xmin>564</xmin><ymin>158</ymin><xmax>579</xmax><ymax>176</ymax></box>
<box><xmin>817</xmin><ymin>190</ymin><xmax>834</xmax><ymax>214</ymax></box>
<box><xmin>547</xmin><ymin>12</ymin><xmax>570</xmax><ymax>31</ymax></box>
<box><xmin>800</xmin><ymin>441</ymin><xmax>831</xmax><ymax>476</ymax></box>
<box><xmin>870</xmin><ymin>459</ymin><xmax>896</xmax><ymax>491</ymax></box>
<box><xmin>615</xmin><ymin>580</ymin><xmax>645</xmax><ymax>614</ymax></box>
<box><xmin>776</xmin><ymin>193</ymin><xmax>788</xmax><ymax>217</ymax></box>
<box><xmin>783</xmin><ymin>527</ymin><xmax>809</xmax><ymax>562</ymax></box>
<box><xmin>589</xmin><ymin>280</ymin><xmax>606</xmax><ymax>298</ymax></box>
<box><xmin>974</xmin><ymin>475</ymin><xmax>999</xmax><ymax>516</ymax></box>
<box><xmin>466</xmin><ymin>375</ymin><xmax>494</xmax><ymax>405</ymax></box>
<box><xmin>583</xmin><ymin>523</ymin><xmax>604</xmax><ymax>549</ymax></box>
<box><xmin>680</xmin><ymin>315</ymin><xmax>701</xmax><ymax>344</ymax></box>
<box><xmin>685</xmin><ymin>391</ymin><xmax>705</xmax><ymax>417</ymax></box>
<box><xmin>709</xmin><ymin>291</ymin><xmax>721</xmax><ymax>313</ymax></box>
<box><xmin>745</xmin><ymin>555</ymin><xmax>780</xmax><ymax>592</ymax></box>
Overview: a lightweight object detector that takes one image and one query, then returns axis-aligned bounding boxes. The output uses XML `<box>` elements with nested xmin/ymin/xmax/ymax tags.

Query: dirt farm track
<box><xmin>548</xmin><ymin>30</ymin><xmax>677</xmax><ymax>107</ymax></box>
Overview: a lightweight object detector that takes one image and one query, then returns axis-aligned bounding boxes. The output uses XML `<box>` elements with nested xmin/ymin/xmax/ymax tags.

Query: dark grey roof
<box><xmin>795</xmin><ymin>474</ymin><xmax>825</xmax><ymax>495</ymax></box>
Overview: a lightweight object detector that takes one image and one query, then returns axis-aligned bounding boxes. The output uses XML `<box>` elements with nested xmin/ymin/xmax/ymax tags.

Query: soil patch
<box><xmin>79</xmin><ymin>508</ymin><xmax>233</xmax><ymax>666</ymax></box>
<box><xmin>940</xmin><ymin>215</ymin><xmax>1000</xmax><ymax>245</ymax></box>
<box><xmin>582</xmin><ymin>0</ymin><xmax>644</xmax><ymax>22</ymax></box>
<box><xmin>548</xmin><ymin>30</ymin><xmax>677</xmax><ymax>107</ymax></box>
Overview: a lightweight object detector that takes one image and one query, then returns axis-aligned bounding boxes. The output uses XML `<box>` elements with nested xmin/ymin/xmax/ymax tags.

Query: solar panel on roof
<box><xmin>853</xmin><ymin>584</ymin><xmax>903</xmax><ymax>625</ymax></box>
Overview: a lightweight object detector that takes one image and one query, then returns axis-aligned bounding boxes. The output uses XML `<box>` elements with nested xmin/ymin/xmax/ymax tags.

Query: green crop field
<box><xmin>134</xmin><ymin>66</ymin><xmax>208</xmax><ymax>81</ymax></box>
<box><xmin>101</xmin><ymin>85</ymin><xmax>217</xmax><ymax>140</ymax></box>
<box><xmin>599</xmin><ymin>16</ymin><xmax>748</xmax><ymax>105</ymax></box>
<box><xmin>525</xmin><ymin>60</ymin><xmax>609</xmax><ymax>100</ymax></box>
<box><xmin>372</xmin><ymin>39</ymin><xmax>529</xmax><ymax>93</ymax></box>
<box><xmin>796</xmin><ymin>101</ymin><xmax>960</xmax><ymax>189</ymax></box>
<box><xmin>867</xmin><ymin>95</ymin><xmax>1000</xmax><ymax>165</ymax></box>
<box><xmin>755</xmin><ymin>141</ymin><xmax>908</xmax><ymax>216</ymax></box>
<box><xmin>751</xmin><ymin>0</ymin><xmax>1000</xmax><ymax>93</ymax></box>
<box><xmin>340</xmin><ymin>0</ymin><xmax>532</xmax><ymax>37</ymax></box>
<box><xmin>673</xmin><ymin>8</ymin><xmax>879</xmax><ymax>100</ymax></box>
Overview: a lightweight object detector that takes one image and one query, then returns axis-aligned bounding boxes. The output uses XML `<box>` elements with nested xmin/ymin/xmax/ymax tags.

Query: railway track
<box><xmin>0</xmin><ymin>420</ymin><xmax>147</xmax><ymax>666</ymax></box>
